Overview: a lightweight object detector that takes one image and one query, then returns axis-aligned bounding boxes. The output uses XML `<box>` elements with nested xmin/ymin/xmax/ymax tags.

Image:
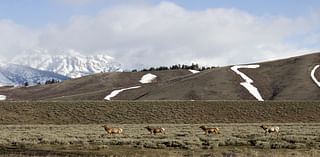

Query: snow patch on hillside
<box><xmin>231</xmin><ymin>65</ymin><xmax>264</xmax><ymax>101</ymax></box>
<box><xmin>139</xmin><ymin>73</ymin><xmax>157</xmax><ymax>84</ymax></box>
<box><xmin>311</xmin><ymin>65</ymin><xmax>320</xmax><ymax>87</ymax></box>
<box><xmin>105</xmin><ymin>73</ymin><xmax>157</xmax><ymax>100</ymax></box>
<box><xmin>189</xmin><ymin>69</ymin><xmax>200</xmax><ymax>74</ymax></box>
<box><xmin>0</xmin><ymin>95</ymin><xmax>6</xmax><ymax>101</ymax></box>
<box><xmin>104</xmin><ymin>86</ymin><xmax>141</xmax><ymax>101</ymax></box>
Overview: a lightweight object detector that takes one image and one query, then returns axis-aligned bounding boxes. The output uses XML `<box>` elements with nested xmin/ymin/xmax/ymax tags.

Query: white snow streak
<box><xmin>104</xmin><ymin>73</ymin><xmax>157</xmax><ymax>100</ymax></box>
<box><xmin>231</xmin><ymin>65</ymin><xmax>264</xmax><ymax>101</ymax></box>
<box><xmin>104</xmin><ymin>86</ymin><xmax>141</xmax><ymax>101</ymax></box>
<box><xmin>189</xmin><ymin>69</ymin><xmax>200</xmax><ymax>74</ymax></box>
<box><xmin>311</xmin><ymin>65</ymin><xmax>320</xmax><ymax>87</ymax></box>
<box><xmin>0</xmin><ymin>95</ymin><xmax>6</xmax><ymax>101</ymax></box>
<box><xmin>139</xmin><ymin>73</ymin><xmax>157</xmax><ymax>84</ymax></box>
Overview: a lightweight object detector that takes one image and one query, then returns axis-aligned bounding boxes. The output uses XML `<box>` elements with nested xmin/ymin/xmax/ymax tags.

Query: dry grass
<box><xmin>0</xmin><ymin>123</ymin><xmax>319</xmax><ymax>156</ymax></box>
<box><xmin>0</xmin><ymin>101</ymin><xmax>320</xmax><ymax>124</ymax></box>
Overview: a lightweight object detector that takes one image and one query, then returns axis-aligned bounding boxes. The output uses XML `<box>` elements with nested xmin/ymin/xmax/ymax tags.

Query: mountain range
<box><xmin>0</xmin><ymin>49</ymin><xmax>123</xmax><ymax>86</ymax></box>
<box><xmin>0</xmin><ymin>63</ymin><xmax>70</xmax><ymax>86</ymax></box>
<box><xmin>1</xmin><ymin>52</ymin><xmax>320</xmax><ymax>101</ymax></box>
<box><xmin>11</xmin><ymin>49</ymin><xmax>123</xmax><ymax>78</ymax></box>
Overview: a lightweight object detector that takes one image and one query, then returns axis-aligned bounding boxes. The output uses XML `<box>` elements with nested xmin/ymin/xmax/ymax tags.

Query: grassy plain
<box><xmin>0</xmin><ymin>101</ymin><xmax>319</xmax><ymax>156</ymax></box>
<box><xmin>0</xmin><ymin>124</ymin><xmax>319</xmax><ymax>156</ymax></box>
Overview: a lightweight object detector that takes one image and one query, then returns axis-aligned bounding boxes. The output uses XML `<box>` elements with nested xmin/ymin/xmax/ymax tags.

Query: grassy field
<box><xmin>0</xmin><ymin>101</ymin><xmax>319</xmax><ymax>156</ymax></box>
<box><xmin>0</xmin><ymin>124</ymin><xmax>319</xmax><ymax>156</ymax></box>
<box><xmin>0</xmin><ymin>101</ymin><xmax>320</xmax><ymax>124</ymax></box>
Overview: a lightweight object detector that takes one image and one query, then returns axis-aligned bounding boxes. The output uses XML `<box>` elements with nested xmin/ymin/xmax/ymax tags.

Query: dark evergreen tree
<box><xmin>148</xmin><ymin>67</ymin><xmax>155</xmax><ymax>71</ymax></box>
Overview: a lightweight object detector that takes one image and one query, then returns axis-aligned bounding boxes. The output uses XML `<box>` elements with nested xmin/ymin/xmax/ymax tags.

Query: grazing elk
<box><xmin>144</xmin><ymin>126</ymin><xmax>166</xmax><ymax>135</ymax></box>
<box><xmin>102</xmin><ymin>125</ymin><xmax>123</xmax><ymax>134</ymax></box>
<box><xmin>260</xmin><ymin>125</ymin><xmax>280</xmax><ymax>136</ymax></box>
<box><xmin>199</xmin><ymin>125</ymin><xmax>220</xmax><ymax>135</ymax></box>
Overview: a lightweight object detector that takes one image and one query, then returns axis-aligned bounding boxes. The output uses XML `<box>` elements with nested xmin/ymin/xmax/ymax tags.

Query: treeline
<box><xmin>132</xmin><ymin>63</ymin><xmax>215</xmax><ymax>72</ymax></box>
<box><xmin>43</xmin><ymin>79</ymin><xmax>61</xmax><ymax>85</ymax></box>
<box><xmin>24</xmin><ymin>79</ymin><xmax>61</xmax><ymax>87</ymax></box>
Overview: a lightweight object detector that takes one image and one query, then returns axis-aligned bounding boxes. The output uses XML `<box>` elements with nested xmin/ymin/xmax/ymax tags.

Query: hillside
<box><xmin>1</xmin><ymin>52</ymin><xmax>320</xmax><ymax>101</ymax></box>
<box><xmin>133</xmin><ymin>52</ymin><xmax>320</xmax><ymax>100</ymax></box>
<box><xmin>111</xmin><ymin>52</ymin><xmax>320</xmax><ymax>101</ymax></box>
<box><xmin>0</xmin><ymin>70</ymin><xmax>191</xmax><ymax>101</ymax></box>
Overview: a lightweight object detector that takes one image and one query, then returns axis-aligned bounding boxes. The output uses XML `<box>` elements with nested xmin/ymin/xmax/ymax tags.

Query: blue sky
<box><xmin>168</xmin><ymin>0</ymin><xmax>318</xmax><ymax>16</ymax></box>
<box><xmin>0</xmin><ymin>0</ymin><xmax>320</xmax><ymax>68</ymax></box>
<box><xmin>1</xmin><ymin>0</ymin><xmax>318</xmax><ymax>28</ymax></box>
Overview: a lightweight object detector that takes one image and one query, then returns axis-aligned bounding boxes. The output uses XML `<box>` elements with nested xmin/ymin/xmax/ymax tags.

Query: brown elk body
<box><xmin>260</xmin><ymin>125</ymin><xmax>280</xmax><ymax>136</ymax></box>
<box><xmin>199</xmin><ymin>125</ymin><xmax>220</xmax><ymax>135</ymax></box>
<box><xmin>102</xmin><ymin>125</ymin><xmax>123</xmax><ymax>134</ymax></box>
<box><xmin>144</xmin><ymin>126</ymin><xmax>166</xmax><ymax>135</ymax></box>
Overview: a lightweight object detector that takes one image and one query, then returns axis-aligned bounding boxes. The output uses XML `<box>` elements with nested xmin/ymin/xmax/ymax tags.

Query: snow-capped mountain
<box><xmin>0</xmin><ymin>64</ymin><xmax>70</xmax><ymax>86</ymax></box>
<box><xmin>11</xmin><ymin>49</ymin><xmax>123</xmax><ymax>78</ymax></box>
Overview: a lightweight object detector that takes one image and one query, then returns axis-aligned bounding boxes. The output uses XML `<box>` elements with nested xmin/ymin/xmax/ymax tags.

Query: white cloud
<box><xmin>0</xmin><ymin>20</ymin><xmax>38</xmax><ymax>60</ymax></box>
<box><xmin>1</xmin><ymin>2</ymin><xmax>320</xmax><ymax>69</ymax></box>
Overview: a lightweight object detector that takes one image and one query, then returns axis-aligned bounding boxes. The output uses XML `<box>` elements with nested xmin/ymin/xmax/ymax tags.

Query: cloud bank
<box><xmin>0</xmin><ymin>20</ymin><xmax>38</xmax><ymax>60</ymax></box>
<box><xmin>0</xmin><ymin>2</ymin><xmax>320</xmax><ymax>69</ymax></box>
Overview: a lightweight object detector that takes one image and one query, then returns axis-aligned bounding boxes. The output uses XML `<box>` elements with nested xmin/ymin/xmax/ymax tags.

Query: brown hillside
<box><xmin>127</xmin><ymin>67</ymin><xmax>244</xmax><ymax>100</ymax></box>
<box><xmin>0</xmin><ymin>70</ymin><xmax>191</xmax><ymax>101</ymax></box>
<box><xmin>249</xmin><ymin>53</ymin><xmax>320</xmax><ymax>100</ymax></box>
<box><xmin>1</xmin><ymin>52</ymin><xmax>320</xmax><ymax>101</ymax></box>
<box><xmin>132</xmin><ymin>52</ymin><xmax>320</xmax><ymax>100</ymax></box>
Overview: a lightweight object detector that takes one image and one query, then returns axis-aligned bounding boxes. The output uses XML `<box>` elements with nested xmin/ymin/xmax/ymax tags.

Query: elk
<box><xmin>199</xmin><ymin>125</ymin><xmax>220</xmax><ymax>135</ymax></box>
<box><xmin>260</xmin><ymin>125</ymin><xmax>280</xmax><ymax>136</ymax></box>
<box><xmin>144</xmin><ymin>126</ymin><xmax>166</xmax><ymax>135</ymax></box>
<box><xmin>102</xmin><ymin>125</ymin><xmax>123</xmax><ymax>134</ymax></box>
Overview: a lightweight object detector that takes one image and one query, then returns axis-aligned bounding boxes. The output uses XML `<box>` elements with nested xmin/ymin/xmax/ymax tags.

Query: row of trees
<box><xmin>132</xmin><ymin>63</ymin><xmax>215</xmax><ymax>72</ymax></box>
<box><xmin>43</xmin><ymin>79</ymin><xmax>61</xmax><ymax>85</ymax></box>
<box><xmin>24</xmin><ymin>79</ymin><xmax>61</xmax><ymax>87</ymax></box>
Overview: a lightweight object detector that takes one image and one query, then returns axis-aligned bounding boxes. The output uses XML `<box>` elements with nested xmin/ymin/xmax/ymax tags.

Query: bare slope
<box><xmin>127</xmin><ymin>67</ymin><xmax>243</xmax><ymax>100</ymax></box>
<box><xmin>1</xmin><ymin>52</ymin><xmax>320</xmax><ymax>101</ymax></box>
<box><xmin>249</xmin><ymin>53</ymin><xmax>320</xmax><ymax>100</ymax></box>
<box><xmin>0</xmin><ymin>70</ymin><xmax>191</xmax><ymax>101</ymax></box>
<box><xmin>134</xmin><ymin>52</ymin><xmax>320</xmax><ymax>100</ymax></box>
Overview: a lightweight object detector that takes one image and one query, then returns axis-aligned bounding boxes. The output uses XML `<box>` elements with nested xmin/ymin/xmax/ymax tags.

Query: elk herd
<box><xmin>102</xmin><ymin>125</ymin><xmax>280</xmax><ymax>136</ymax></box>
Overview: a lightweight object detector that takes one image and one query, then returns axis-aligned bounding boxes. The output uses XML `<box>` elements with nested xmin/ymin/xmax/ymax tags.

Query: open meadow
<box><xmin>0</xmin><ymin>123</ymin><xmax>320</xmax><ymax>156</ymax></box>
<box><xmin>0</xmin><ymin>101</ymin><xmax>320</xmax><ymax>156</ymax></box>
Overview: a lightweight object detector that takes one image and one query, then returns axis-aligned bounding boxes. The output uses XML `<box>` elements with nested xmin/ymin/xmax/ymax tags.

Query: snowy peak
<box><xmin>0</xmin><ymin>64</ymin><xmax>70</xmax><ymax>86</ymax></box>
<box><xmin>11</xmin><ymin>49</ymin><xmax>123</xmax><ymax>78</ymax></box>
